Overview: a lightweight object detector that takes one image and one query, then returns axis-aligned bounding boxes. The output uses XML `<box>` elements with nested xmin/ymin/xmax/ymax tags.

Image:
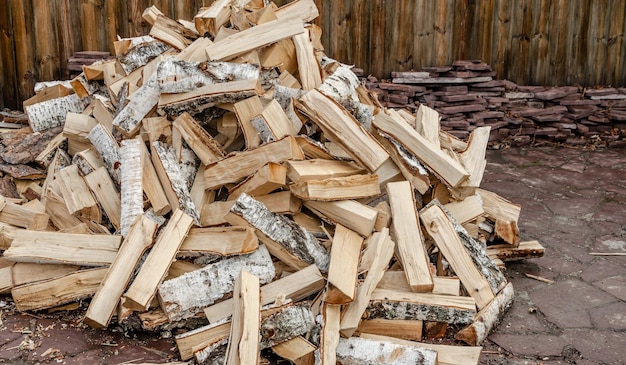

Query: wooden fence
<box><xmin>1</xmin><ymin>0</ymin><xmax>625</xmax><ymax>110</ymax></box>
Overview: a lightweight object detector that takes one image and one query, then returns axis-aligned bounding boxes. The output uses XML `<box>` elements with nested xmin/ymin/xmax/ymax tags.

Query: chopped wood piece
<box><xmin>336</xmin><ymin>337</ymin><xmax>437</xmax><ymax>365</ymax></box>
<box><xmin>373</xmin><ymin>110</ymin><xmax>469</xmax><ymax>187</ymax></box>
<box><xmin>420</xmin><ymin>203</ymin><xmax>496</xmax><ymax>309</ymax></box>
<box><xmin>233</xmin><ymin>95</ymin><xmax>264</xmax><ymax>148</ymax></box>
<box><xmin>271</xmin><ymin>336</ymin><xmax>316</xmax><ymax>362</ymax></box>
<box><xmin>293</xmin><ymin>29</ymin><xmax>322</xmax><ymax>90</ymax></box>
<box><xmin>176</xmin><ymin>322</ymin><xmax>231</xmax><ymax>360</ymax></box>
<box><xmin>158</xmin><ymin>245</ymin><xmax>274</xmax><ymax>322</ymax></box>
<box><xmin>0</xmin><ymin>196</ymin><xmax>49</xmax><ymax>230</ymax></box>
<box><xmin>72</xmin><ymin>148</ymin><xmax>105</xmax><ymax>175</ymax></box>
<box><xmin>85</xmin><ymin>215</ymin><xmax>158</xmax><ymax>328</ymax></box>
<box><xmin>56</xmin><ymin>164</ymin><xmax>101</xmax><ymax>222</ymax></box>
<box><xmin>43</xmin><ymin>189</ymin><xmax>84</xmax><ymax>230</ymax></box>
<box><xmin>456</xmin><ymin>282</ymin><xmax>514</xmax><ymax>346</ymax></box>
<box><xmin>0</xmin><ymin>259</ymin><xmax>14</xmax><ymax>294</ymax></box>
<box><xmin>87</xmin><ymin>124</ymin><xmax>121</xmax><ymax>185</ymax></box>
<box><xmin>254</xmin><ymin>191</ymin><xmax>302</xmax><ymax>215</ymax></box>
<box><xmin>1</xmin><ymin>125</ymin><xmax>64</xmax><ymax>165</ymax></box>
<box><xmin>286</xmin><ymin>159</ymin><xmax>366</xmax><ymax>183</ymax></box>
<box><xmin>275</xmin><ymin>0</ymin><xmax>319</xmax><ymax>22</ymax></box>
<box><xmin>172</xmin><ymin>112</ymin><xmax>225</xmax><ymax>165</ymax></box>
<box><xmin>444</xmin><ymin>195</ymin><xmax>484</xmax><ymax>224</ymax></box>
<box><xmin>361</xmin><ymin>334</ymin><xmax>482</xmax><ymax>365</ymax></box>
<box><xmin>378</xmin><ymin>272</ymin><xmax>461</xmax><ymax>296</ymax></box>
<box><xmin>151</xmin><ymin>141</ymin><xmax>200</xmax><ymax>223</ymax></box>
<box><xmin>150</xmin><ymin>15</ymin><xmax>197</xmax><ymax>51</ymax></box>
<box><xmin>119</xmin><ymin>139</ymin><xmax>144</xmax><ymax>237</ymax></box>
<box><xmin>85</xmin><ymin>166</ymin><xmax>122</xmax><ymax>230</ymax></box>
<box><xmin>415</xmin><ymin>104</ymin><xmax>441</xmax><ymax>148</ymax></box>
<box><xmin>228</xmin><ymin>162</ymin><xmax>287</xmax><ymax>200</ymax></box>
<box><xmin>290</xmin><ymin>174</ymin><xmax>380</xmax><ymax>201</ymax></box>
<box><xmin>304</xmin><ymin>199</ymin><xmax>378</xmax><ymax>237</ymax></box>
<box><xmin>298</xmin><ymin>89</ymin><xmax>390</xmax><ymax>172</ymax></box>
<box><xmin>224</xmin><ymin>270</ymin><xmax>261</xmax><ymax>365</ymax></box>
<box><xmin>124</xmin><ymin>210</ymin><xmax>193</xmax><ymax>311</ymax></box>
<box><xmin>194</xmin><ymin>0</ymin><xmax>230</xmax><ymax>37</ymax></box>
<box><xmin>113</xmin><ymin>73</ymin><xmax>160</xmax><ymax>137</ymax></box>
<box><xmin>204</xmin><ymin>136</ymin><xmax>304</xmax><ymax>189</ymax></box>
<box><xmin>137</xmin><ymin>137</ymin><xmax>171</xmax><ymax>215</ymax></box>
<box><xmin>206</xmin><ymin>17</ymin><xmax>305</xmax><ymax>61</ymax></box>
<box><xmin>204</xmin><ymin>264</ymin><xmax>323</xmax><ymax>323</ymax></box>
<box><xmin>12</xmin><ymin>268</ymin><xmax>108</xmax><ymax>312</ymax></box>
<box><xmin>22</xmin><ymin>84</ymin><xmax>71</xmax><ymax>108</ymax></box>
<box><xmin>0</xmin><ymin>222</ymin><xmax>20</xmax><ymax>250</ymax></box>
<box><xmin>356</xmin><ymin>319</ymin><xmax>424</xmax><ymax>341</ymax></box>
<box><xmin>158</xmin><ymin>79</ymin><xmax>262</xmax><ymax>117</ymax></box>
<box><xmin>486</xmin><ymin>240</ymin><xmax>545</xmax><ymax>261</ymax></box>
<box><xmin>458</xmin><ymin>127</ymin><xmax>490</xmax><ymax>187</ymax></box>
<box><xmin>25</xmin><ymin>94</ymin><xmax>92</xmax><ymax>132</ymax></box>
<box><xmin>340</xmin><ymin>228</ymin><xmax>395</xmax><ymax>336</ymax></box>
<box><xmin>251</xmin><ymin>99</ymin><xmax>299</xmax><ymax>142</ymax></box>
<box><xmin>367</xmin><ymin>289</ymin><xmax>477</xmax><ymax>325</ymax></box>
<box><xmin>0</xmin><ymin>164</ymin><xmax>45</xmax><ymax>180</ymax></box>
<box><xmin>178</xmin><ymin>226</ymin><xmax>258</xmax><ymax>257</ymax></box>
<box><xmin>325</xmin><ymin>225</ymin><xmax>363</xmax><ymax>304</ymax></box>
<box><xmin>477</xmin><ymin>188</ymin><xmax>521</xmax><ymax>246</ymax></box>
<box><xmin>116</xmin><ymin>36</ymin><xmax>169</xmax><ymax>74</ymax></box>
<box><xmin>320</xmin><ymin>303</ymin><xmax>341</xmax><ymax>365</ymax></box>
<box><xmin>387</xmin><ymin>181</ymin><xmax>433</xmax><ymax>292</ymax></box>
<box><xmin>375</xmin><ymin>131</ymin><xmax>431</xmax><ymax>194</ymax></box>
<box><xmin>227</xmin><ymin>193</ymin><xmax>329</xmax><ymax>272</ymax></box>
<box><xmin>4</xmin><ymin>230</ymin><xmax>121</xmax><ymax>266</ymax></box>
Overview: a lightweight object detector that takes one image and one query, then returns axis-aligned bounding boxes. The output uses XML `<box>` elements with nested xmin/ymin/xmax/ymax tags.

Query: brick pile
<box><xmin>354</xmin><ymin>60</ymin><xmax>626</xmax><ymax>147</ymax></box>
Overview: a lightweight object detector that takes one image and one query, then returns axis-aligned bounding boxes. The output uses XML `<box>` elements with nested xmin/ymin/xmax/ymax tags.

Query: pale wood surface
<box><xmin>326</xmin><ymin>225</ymin><xmax>363</xmax><ymax>304</ymax></box>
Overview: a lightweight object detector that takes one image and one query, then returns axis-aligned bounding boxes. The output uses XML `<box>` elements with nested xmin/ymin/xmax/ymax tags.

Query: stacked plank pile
<box><xmin>364</xmin><ymin>60</ymin><xmax>626</xmax><ymax>147</ymax></box>
<box><xmin>0</xmin><ymin>1</ymin><xmax>545</xmax><ymax>364</ymax></box>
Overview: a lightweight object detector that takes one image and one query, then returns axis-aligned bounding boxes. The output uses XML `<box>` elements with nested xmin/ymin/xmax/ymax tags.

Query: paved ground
<box><xmin>1</xmin><ymin>146</ymin><xmax>625</xmax><ymax>364</ymax></box>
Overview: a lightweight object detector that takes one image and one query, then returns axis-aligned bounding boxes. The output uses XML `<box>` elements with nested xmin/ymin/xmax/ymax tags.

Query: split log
<box><xmin>194</xmin><ymin>0</ymin><xmax>230</xmax><ymax>37</ymax></box>
<box><xmin>456</xmin><ymin>282</ymin><xmax>514</xmax><ymax>346</ymax></box>
<box><xmin>361</xmin><ymin>334</ymin><xmax>482</xmax><ymax>365</ymax></box>
<box><xmin>0</xmin><ymin>258</ymin><xmax>14</xmax><ymax>293</ymax></box>
<box><xmin>206</xmin><ymin>17</ymin><xmax>305</xmax><ymax>61</ymax></box>
<box><xmin>415</xmin><ymin>104</ymin><xmax>440</xmax><ymax>148</ymax></box>
<box><xmin>326</xmin><ymin>224</ymin><xmax>363</xmax><ymax>304</ymax></box>
<box><xmin>151</xmin><ymin>141</ymin><xmax>200</xmax><ymax>224</ymax></box>
<box><xmin>172</xmin><ymin>112</ymin><xmax>225</xmax><ymax>165</ymax></box>
<box><xmin>72</xmin><ymin>148</ymin><xmax>105</xmax><ymax>176</ymax></box>
<box><xmin>373</xmin><ymin>110</ymin><xmax>469</xmax><ymax>187</ymax></box>
<box><xmin>124</xmin><ymin>209</ymin><xmax>194</xmax><ymax>310</ymax></box>
<box><xmin>286</xmin><ymin>159</ymin><xmax>366</xmax><ymax>183</ymax></box>
<box><xmin>486</xmin><ymin>240</ymin><xmax>545</xmax><ymax>261</ymax></box>
<box><xmin>84</xmin><ymin>166</ymin><xmax>122</xmax><ymax>230</ymax></box>
<box><xmin>200</xmin><ymin>200</ymin><xmax>233</xmax><ymax>227</ymax></box>
<box><xmin>55</xmin><ymin>164</ymin><xmax>101</xmax><ymax>222</ymax></box>
<box><xmin>112</xmin><ymin>73</ymin><xmax>160</xmax><ymax>137</ymax></box>
<box><xmin>43</xmin><ymin>189</ymin><xmax>84</xmax><ymax>230</ymax></box>
<box><xmin>0</xmin><ymin>222</ymin><xmax>20</xmax><ymax>250</ymax></box>
<box><xmin>11</xmin><ymin>263</ymin><xmax>79</xmax><ymax>287</ymax></box>
<box><xmin>250</xmin><ymin>99</ymin><xmax>299</xmax><ymax>142</ymax></box>
<box><xmin>320</xmin><ymin>303</ymin><xmax>341</xmax><ymax>365</ymax></box>
<box><xmin>158</xmin><ymin>79</ymin><xmax>262</xmax><ymax>117</ymax></box>
<box><xmin>458</xmin><ymin>127</ymin><xmax>490</xmax><ymax>188</ymax></box>
<box><xmin>375</xmin><ymin>131</ymin><xmax>431</xmax><ymax>194</ymax></box>
<box><xmin>138</xmin><ymin>137</ymin><xmax>171</xmax><ymax>215</ymax></box>
<box><xmin>290</xmin><ymin>174</ymin><xmax>380</xmax><ymax>201</ymax></box>
<box><xmin>3</xmin><ymin>230</ymin><xmax>121</xmax><ymax>266</ymax></box>
<box><xmin>176</xmin><ymin>321</ymin><xmax>231</xmax><ymax>360</ymax></box>
<box><xmin>11</xmin><ymin>267</ymin><xmax>108</xmax><ymax>312</ymax></box>
<box><xmin>224</xmin><ymin>270</ymin><xmax>261</xmax><ymax>365</ymax></box>
<box><xmin>356</xmin><ymin>319</ymin><xmax>423</xmax><ymax>341</ymax></box>
<box><xmin>444</xmin><ymin>195</ymin><xmax>484</xmax><ymax>225</ymax></box>
<box><xmin>0</xmin><ymin>195</ymin><xmax>49</xmax><ymax>230</ymax></box>
<box><xmin>119</xmin><ymin>139</ymin><xmax>144</xmax><ymax>237</ymax></box>
<box><xmin>477</xmin><ymin>188</ymin><xmax>521</xmax><ymax>246</ymax></box>
<box><xmin>228</xmin><ymin>162</ymin><xmax>287</xmax><ymax>200</ymax></box>
<box><xmin>1</xmin><ymin>125</ymin><xmax>64</xmax><ymax>165</ymax></box>
<box><xmin>336</xmin><ymin>337</ymin><xmax>437</xmax><ymax>365</ymax></box>
<box><xmin>227</xmin><ymin>193</ymin><xmax>329</xmax><ymax>272</ymax></box>
<box><xmin>156</xmin><ymin>59</ymin><xmax>259</xmax><ymax>94</ymax></box>
<box><xmin>367</xmin><ymin>289</ymin><xmax>476</xmax><ymax>325</ymax></box>
<box><xmin>233</xmin><ymin>95</ymin><xmax>264</xmax><ymax>148</ymax></box>
<box><xmin>150</xmin><ymin>15</ymin><xmax>197</xmax><ymax>51</ymax></box>
<box><xmin>176</xmin><ymin>37</ymin><xmax>213</xmax><ymax>63</ymax></box>
<box><xmin>293</xmin><ymin>29</ymin><xmax>322</xmax><ymax>90</ymax></box>
<box><xmin>22</xmin><ymin>84</ymin><xmax>71</xmax><ymax>108</ymax></box>
<box><xmin>377</xmin><ymin>271</ymin><xmax>461</xmax><ymax>296</ymax></box>
<box><xmin>70</xmin><ymin>72</ymin><xmax>104</xmax><ymax>98</ymax></box>
<box><xmin>304</xmin><ymin>199</ymin><xmax>378</xmax><ymax>237</ymax></box>
<box><xmin>84</xmin><ymin>215</ymin><xmax>158</xmax><ymax>328</ymax></box>
<box><xmin>297</xmin><ymin>89</ymin><xmax>390</xmax><ymax>172</ymax></box>
<box><xmin>116</xmin><ymin>36</ymin><xmax>169</xmax><ymax>75</ymax></box>
<box><xmin>420</xmin><ymin>203</ymin><xmax>497</xmax><ymax>309</ymax></box>
<box><xmin>178</xmin><ymin>226</ymin><xmax>258</xmax><ymax>257</ymax></box>
<box><xmin>0</xmin><ymin>163</ymin><xmax>46</xmax><ymax>180</ymax></box>
<box><xmin>340</xmin><ymin>228</ymin><xmax>395</xmax><ymax>337</ymax></box>
<box><xmin>87</xmin><ymin>124</ymin><xmax>121</xmax><ymax>185</ymax></box>
<box><xmin>204</xmin><ymin>263</ymin><xmax>323</xmax><ymax>323</ymax></box>
<box><xmin>25</xmin><ymin>93</ymin><xmax>92</xmax><ymax>132</ymax></box>
<box><xmin>158</xmin><ymin>245</ymin><xmax>275</xmax><ymax>322</ymax></box>
<box><xmin>34</xmin><ymin>133</ymin><xmax>67</xmax><ymax>168</ymax></box>
<box><xmin>204</xmin><ymin>136</ymin><xmax>304</xmax><ymax>189</ymax></box>
<box><xmin>387</xmin><ymin>181</ymin><xmax>433</xmax><ymax>292</ymax></box>
<box><xmin>271</xmin><ymin>336</ymin><xmax>316</xmax><ymax>363</ymax></box>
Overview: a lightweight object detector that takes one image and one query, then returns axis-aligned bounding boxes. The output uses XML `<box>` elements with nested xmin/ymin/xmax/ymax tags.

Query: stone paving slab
<box><xmin>0</xmin><ymin>146</ymin><xmax>624</xmax><ymax>364</ymax></box>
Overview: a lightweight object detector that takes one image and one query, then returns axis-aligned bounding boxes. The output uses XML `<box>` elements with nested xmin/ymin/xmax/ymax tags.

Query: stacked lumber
<box><xmin>0</xmin><ymin>1</ymin><xmax>545</xmax><ymax>364</ymax></box>
<box><xmin>363</xmin><ymin>60</ymin><xmax>626</xmax><ymax>147</ymax></box>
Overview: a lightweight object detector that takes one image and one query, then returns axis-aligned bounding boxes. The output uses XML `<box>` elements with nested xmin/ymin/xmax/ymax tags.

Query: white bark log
<box><xmin>26</xmin><ymin>94</ymin><xmax>92</xmax><ymax>132</ymax></box>
<box><xmin>179</xmin><ymin>144</ymin><xmax>200</xmax><ymax>193</ymax></box>
<box><xmin>117</xmin><ymin>37</ymin><xmax>169</xmax><ymax>75</ymax></box>
<box><xmin>87</xmin><ymin>124</ymin><xmax>121</xmax><ymax>186</ymax></box>
<box><xmin>273</xmin><ymin>85</ymin><xmax>305</xmax><ymax>134</ymax></box>
<box><xmin>456</xmin><ymin>282</ymin><xmax>514</xmax><ymax>346</ymax></box>
<box><xmin>230</xmin><ymin>193</ymin><xmax>329</xmax><ymax>272</ymax></box>
<box><xmin>336</xmin><ymin>337</ymin><xmax>437</xmax><ymax>365</ymax></box>
<box><xmin>112</xmin><ymin>73</ymin><xmax>160</xmax><ymax>136</ymax></box>
<box><xmin>156</xmin><ymin>58</ymin><xmax>259</xmax><ymax>93</ymax></box>
<box><xmin>158</xmin><ymin>245</ymin><xmax>275</xmax><ymax>322</ymax></box>
<box><xmin>317</xmin><ymin>65</ymin><xmax>374</xmax><ymax>128</ymax></box>
<box><xmin>120</xmin><ymin>139</ymin><xmax>144</xmax><ymax>237</ymax></box>
<box><xmin>152</xmin><ymin>141</ymin><xmax>200</xmax><ymax>224</ymax></box>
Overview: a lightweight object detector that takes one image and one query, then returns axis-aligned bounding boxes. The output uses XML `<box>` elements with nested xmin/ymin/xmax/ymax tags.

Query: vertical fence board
<box><xmin>11</xmin><ymin>0</ymin><xmax>37</xmax><ymax>104</ymax></box>
<box><xmin>0</xmin><ymin>3</ymin><xmax>17</xmax><ymax>109</ymax></box>
<box><xmin>33</xmin><ymin>0</ymin><xmax>62</xmax><ymax>81</ymax></box>
<box><xmin>605</xmin><ymin>0</ymin><xmax>625</xmax><ymax>86</ymax></box>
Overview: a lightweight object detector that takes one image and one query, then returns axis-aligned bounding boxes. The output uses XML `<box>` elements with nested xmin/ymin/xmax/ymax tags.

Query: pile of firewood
<box><xmin>361</xmin><ymin>61</ymin><xmax>626</xmax><ymax>147</ymax></box>
<box><xmin>0</xmin><ymin>1</ymin><xmax>545</xmax><ymax>364</ymax></box>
